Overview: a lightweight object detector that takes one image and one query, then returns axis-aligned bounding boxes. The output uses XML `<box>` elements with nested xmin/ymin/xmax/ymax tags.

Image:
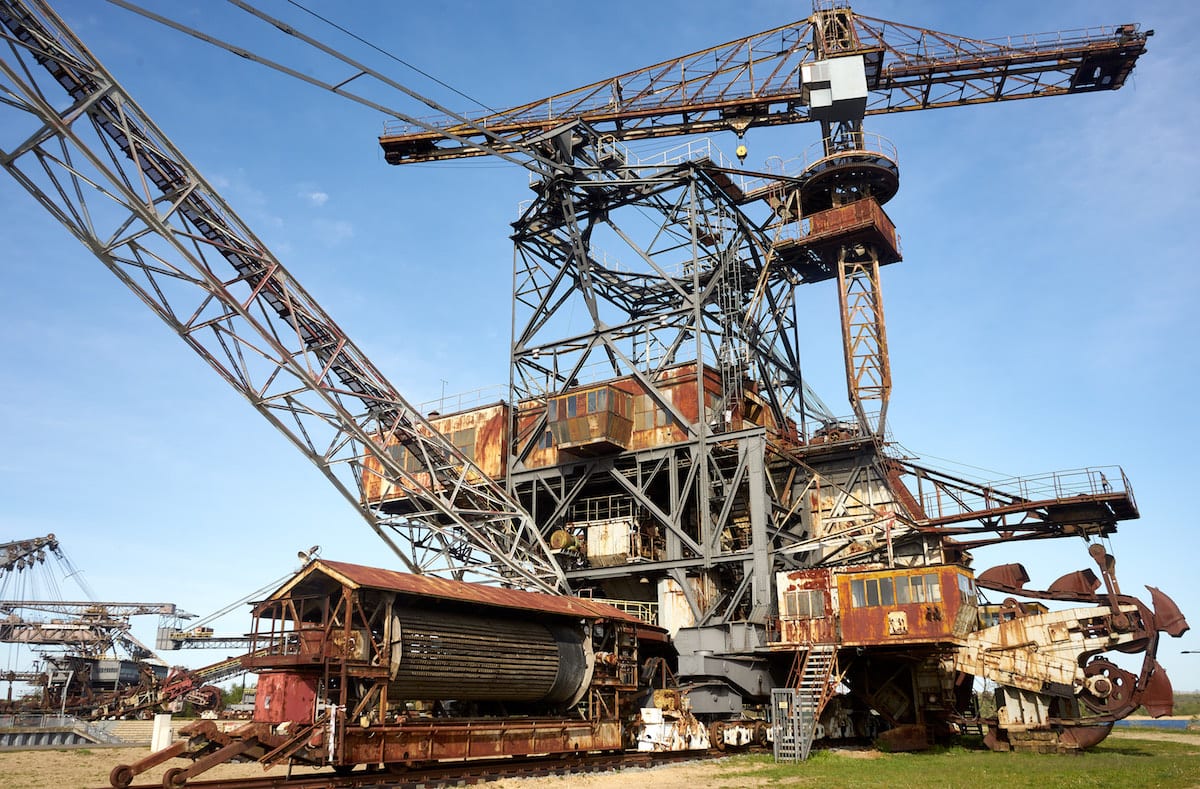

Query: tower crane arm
<box><xmin>0</xmin><ymin>601</ymin><xmax>181</xmax><ymax>618</ymax></box>
<box><xmin>379</xmin><ymin>9</ymin><xmax>1148</xmax><ymax>165</ymax></box>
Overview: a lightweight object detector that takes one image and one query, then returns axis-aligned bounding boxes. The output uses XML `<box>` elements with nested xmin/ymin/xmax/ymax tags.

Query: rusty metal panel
<box><xmin>773</xmin><ymin>568</ymin><xmax>839</xmax><ymax>645</ymax></box>
<box><xmin>837</xmin><ymin>566</ymin><xmax>966</xmax><ymax>646</ymax></box>
<box><xmin>255</xmin><ymin>672</ymin><xmax>316</xmax><ymax>725</ymax></box>
<box><xmin>656</xmin><ymin>574</ymin><xmax>719</xmax><ymax>637</ymax></box>
<box><xmin>360</xmin><ymin>403</ymin><xmax>509</xmax><ymax>505</ymax></box>
<box><xmin>342</xmin><ymin>718</ymin><xmax>623</xmax><ymax>765</ymax></box>
<box><xmin>804</xmin><ymin>198</ymin><xmax>901</xmax><ymax>264</ymax></box>
<box><xmin>445</xmin><ymin>363</ymin><xmax>787</xmax><ymax>474</ymax></box>
<box><xmin>305</xmin><ymin>560</ymin><xmax>645</xmax><ymax>624</ymax></box>
<box><xmin>585</xmin><ymin>518</ymin><xmax>634</xmax><ymax>566</ymax></box>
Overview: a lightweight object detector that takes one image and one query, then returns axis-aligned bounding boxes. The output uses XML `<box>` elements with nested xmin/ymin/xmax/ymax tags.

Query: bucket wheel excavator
<box><xmin>0</xmin><ymin>1</ymin><xmax>1187</xmax><ymax>779</ymax></box>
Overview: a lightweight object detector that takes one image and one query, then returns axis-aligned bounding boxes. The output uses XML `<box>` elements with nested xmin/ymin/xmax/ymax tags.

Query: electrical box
<box><xmin>801</xmin><ymin>55</ymin><xmax>868</xmax><ymax>123</ymax></box>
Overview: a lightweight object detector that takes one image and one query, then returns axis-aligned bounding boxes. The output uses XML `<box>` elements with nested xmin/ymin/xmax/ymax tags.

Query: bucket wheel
<box><xmin>1079</xmin><ymin>659</ymin><xmax>1136</xmax><ymax>714</ymax></box>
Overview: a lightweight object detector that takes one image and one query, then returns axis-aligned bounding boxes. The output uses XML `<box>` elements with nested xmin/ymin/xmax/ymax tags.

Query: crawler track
<box><xmin>93</xmin><ymin>750</ymin><xmax>722</xmax><ymax>789</ymax></box>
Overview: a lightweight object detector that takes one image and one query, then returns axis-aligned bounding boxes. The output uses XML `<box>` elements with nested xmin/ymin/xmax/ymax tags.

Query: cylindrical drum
<box><xmin>388</xmin><ymin>609</ymin><xmax>590</xmax><ymax>705</ymax></box>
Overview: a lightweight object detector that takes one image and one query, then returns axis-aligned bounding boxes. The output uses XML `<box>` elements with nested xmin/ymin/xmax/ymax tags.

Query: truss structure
<box><xmin>0</xmin><ymin>0</ymin><xmax>565</xmax><ymax>594</ymax></box>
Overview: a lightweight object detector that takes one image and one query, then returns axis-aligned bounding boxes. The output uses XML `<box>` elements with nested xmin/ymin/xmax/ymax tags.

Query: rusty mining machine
<box><xmin>0</xmin><ymin>534</ymin><xmax>242</xmax><ymax>720</ymax></box>
<box><xmin>0</xmin><ymin>1</ymin><xmax>1187</xmax><ymax>785</ymax></box>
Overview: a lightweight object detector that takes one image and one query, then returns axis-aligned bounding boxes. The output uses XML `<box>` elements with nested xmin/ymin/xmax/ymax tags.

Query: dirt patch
<box><xmin>488</xmin><ymin>759</ymin><xmax>768</xmax><ymax>789</ymax></box>
<box><xmin>0</xmin><ymin>748</ymin><xmax>751</xmax><ymax>789</ymax></box>
<box><xmin>1109</xmin><ymin>727</ymin><xmax>1200</xmax><ymax>746</ymax></box>
<box><xmin>825</xmin><ymin>745</ymin><xmax>884</xmax><ymax>759</ymax></box>
<box><xmin>0</xmin><ymin>746</ymin><xmax>321</xmax><ymax>789</ymax></box>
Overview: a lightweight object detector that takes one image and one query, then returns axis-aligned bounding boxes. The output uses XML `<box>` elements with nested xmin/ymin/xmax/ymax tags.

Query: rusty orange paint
<box><xmin>773</xmin><ymin>565</ymin><xmax>978</xmax><ymax>649</ymax></box>
<box><xmin>361</xmin><ymin>363</ymin><xmax>804</xmax><ymax>508</ymax></box>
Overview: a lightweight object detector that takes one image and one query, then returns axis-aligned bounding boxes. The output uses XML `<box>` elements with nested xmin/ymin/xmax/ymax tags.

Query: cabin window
<box><xmin>538</xmin><ymin>429</ymin><xmax>553</xmax><ymax>449</ymax></box>
<box><xmin>879</xmin><ymin>577</ymin><xmax>895</xmax><ymax>606</ymax></box>
<box><xmin>785</xmin><ymin>589</ymin><xmax>826</xmax><ymax>619</ymax></box>
<box><xmin>452</xmin><ymin>427</ymin><xmax>476</xmax><ymax>458</ymax></box>
<box><xmin>905</xmin><ymin>573</ymin><xmax>941</xmax><ymax>603</ymax></box>
<box><xmin>851</xmin><ymin>573</ymin><xmax>940</xmax><ymax>608</ymax></box>
<box><xmin>957</xmin><ymin>573</ymin><xmax>975</xmax><ymax>602</ymax></box>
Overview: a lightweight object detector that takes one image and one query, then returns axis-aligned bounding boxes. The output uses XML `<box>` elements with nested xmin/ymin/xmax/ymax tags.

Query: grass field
<box><xmin>697</xmin><ymin>731</ymin><xmax>1200</xmax><ymax>789</ymax></box>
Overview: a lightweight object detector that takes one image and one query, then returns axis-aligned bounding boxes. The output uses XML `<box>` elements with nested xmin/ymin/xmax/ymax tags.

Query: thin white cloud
<box><xmin>302</xmin><ymin>190</ymin><xmax>329</xmax><ymax>207</ymax></box>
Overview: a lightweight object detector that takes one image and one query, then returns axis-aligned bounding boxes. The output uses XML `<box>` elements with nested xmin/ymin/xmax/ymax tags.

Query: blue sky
<box><xmin>1</xmin><ymin>1</ymin><xmax>1197</xmax><ymax>692</ymax></box>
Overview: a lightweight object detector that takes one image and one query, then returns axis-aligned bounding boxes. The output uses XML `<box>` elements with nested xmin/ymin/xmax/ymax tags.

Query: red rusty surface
<box><xmin>1147</xmin><ymin>586</ymin><xmax>1190</xmax><ymax>638</ymax></box>
<box><xmin>1057</xmin><ymin>723</ymin><xmax>1114</xmax><ymax>751</ymax></box>
<box><xmin>255</xmin><ymin>672</ymin><xmax>317</xmax><ymax>725</ymax></box>
<box><xmin>876</xmin><ymin>723</ymin><xmax>929</xmax><ymax>752</ymax></box>
<box><xmin>774</xmin><ymin>568</ymin><xmax>838</xmax><ymax>645</ymax></box>
<box><xmin>1048</xmin><ymin>568</ymin><xmax>1101</xmax><ymax>596</ymax></box>
<box><xmin>295</xmin><ymin>559</ymin><xmax>646</xmax><ymax>625</ymax></box>
<box><xmin>837</xmin><ymin>567</ymin><xmax>969</xmax><ymax>647</ymax></box>
<box><xmin>341</xmin><ymin>718</ymin><xmax>623</xmax><ymax>765</ymax></box>
<box><xmin>365</xmin><ymin>362</ymin><xmax>800</xmax><ymax>498</ymax></box>
<box><xmin>774</xmin><ymin>566</ymin><xmax>977</xmax><ymax>647</ymax></box>
<box><xmin>1140</xmin><ymin>660</ymin><xmax>1175</xmax><ymax>718</ymax></box>
<box><xmin>977</xmin><ymin>563</ymin><xmax>1030</xmax><ymax>591</ymax></box>
<box><xmin>361</xmin><ymin>403</ymin><xmax>509</xmax><ymax>505</ymax></box>
<box><xmin>792</xmin><ymin>198</ymin><xmax>902</xmax><ymax>267</ymax></box>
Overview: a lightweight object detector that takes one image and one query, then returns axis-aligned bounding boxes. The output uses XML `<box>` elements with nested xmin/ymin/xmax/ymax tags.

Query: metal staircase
<box><xmin>772</xmin><ymin>643</ymin><xmax>837</xmax><ymax>762</ymax></box>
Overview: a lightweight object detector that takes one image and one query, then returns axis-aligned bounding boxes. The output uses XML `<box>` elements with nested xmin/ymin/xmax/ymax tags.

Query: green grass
<box><xmin>703</xmin><ymin>735</ymin><xmax>1200</xmax><ymax>789</ymax></box>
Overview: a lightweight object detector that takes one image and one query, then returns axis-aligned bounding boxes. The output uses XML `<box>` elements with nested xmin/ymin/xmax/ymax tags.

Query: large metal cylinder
<box><xmin>388</xmin><ymin>609</ymin><xmax>591</xmax><ymax>705</ymax></box>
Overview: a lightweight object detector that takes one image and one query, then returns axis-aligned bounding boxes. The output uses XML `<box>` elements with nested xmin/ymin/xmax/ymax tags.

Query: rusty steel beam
<box><xmin>379</xmin><ymin>11</ymin><xmax>1148</xmax><ymax>165</ymax></box>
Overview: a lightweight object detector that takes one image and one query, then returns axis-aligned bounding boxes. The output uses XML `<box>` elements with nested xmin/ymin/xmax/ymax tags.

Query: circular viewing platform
<box><xmin>796</xmin><ymin>132</ymin><xmax>900</xmax><ymax>213</ymax></box>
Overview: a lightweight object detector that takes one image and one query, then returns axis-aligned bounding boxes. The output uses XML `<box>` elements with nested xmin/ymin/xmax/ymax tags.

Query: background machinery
<box><xmin>0</xmin><ymin>0</ymin><xmax>1188</xmax><ymax>783</ymax></box>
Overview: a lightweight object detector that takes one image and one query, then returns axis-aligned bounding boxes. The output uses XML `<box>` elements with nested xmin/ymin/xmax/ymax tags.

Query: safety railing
<box><xmin>915</xmin><ymin>466</ymin><xmax>1132</xmax><ymax>522</ymax></box>
<box><xmin>586</xmin><ymin>597</ymin><xmax>659</xmax><ymax>626</ymax></box>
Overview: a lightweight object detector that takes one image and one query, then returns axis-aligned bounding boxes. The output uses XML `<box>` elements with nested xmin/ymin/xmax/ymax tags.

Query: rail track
<box><xmin>92</xmin><ymin>749</ymin><xmax>724</xmax><ymax>789</ymax></box>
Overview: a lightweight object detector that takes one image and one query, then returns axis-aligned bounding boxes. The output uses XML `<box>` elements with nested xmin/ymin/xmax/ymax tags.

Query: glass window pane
<box><xmin>851</xmin><ymin>579</ymin><xmax>865</xmax><ymax>608</ymax></box>
<box><xmin>866</xmin><ymin>579</ymin><xmax>880</xmax><ymax>607</ymax></box>
<box><xmin>598</xmin><ymin>389</ymin><xmax>608</xmax><ymax>411</ymax></box>
<box><xmin>567</xmin><ymin>397</ymin><xmax>577</xmax><ymax>417</ymax></box>
<box><xmin>880</xmin><ymin>577</ymin><xmax>894</xmax><ymax>606</ymax></box>
<box><xmin>895</xmin><ymin>578</ymin><xmax>909</xmax><ymax>604</ymax></box>
<box><xmin>927</xmin><ymin>574</ymin><xmax>942</xmax><ymax>603</ymax></box>
<box><xmin>548</xmin><ymin>400</ymin><xmax>557</xmax><ymax>420</ymax></box>
<box><xmin>588</xmin><ymin>390</ymin><xmax>597</xmax><ymax>413</ymax></box>
<box><xmin>811</xmin><ymin>592</ymin><xmax>825</xmax><ymax>618</ymax></box>
<box><xmin>910</xmin><ymin>576</ymin><xmax>926</xmax><ymax>603</ymax></box>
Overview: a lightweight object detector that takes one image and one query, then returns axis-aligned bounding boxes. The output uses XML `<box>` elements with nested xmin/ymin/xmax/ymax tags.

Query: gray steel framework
<box><xmin>0</xmin><ymin>0</ymin><xmax>564</xmax><ymax>594</ymax></box>
<box><xmin>504</xmin><ymin>133</ymin><xmax>945</xmax><ymax>629</ymax></box>
<box><xmin>0</xmin><ymin>0</ymin><xmax>1146</xmax><ymax>622</ymax></box>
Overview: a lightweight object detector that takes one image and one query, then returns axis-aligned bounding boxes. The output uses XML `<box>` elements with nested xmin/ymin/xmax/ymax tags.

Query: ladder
<box><xmin>772</xmin><ymin>643</ymin><xmax>837</xmax><ymax>762</ymax></box>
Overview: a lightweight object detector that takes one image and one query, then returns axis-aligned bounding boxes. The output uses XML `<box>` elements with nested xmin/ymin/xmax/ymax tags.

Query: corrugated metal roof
<box><xmin>278</xmin><ymin>559</ymin><xmax>643</xmax><ymax>624</ymax></box>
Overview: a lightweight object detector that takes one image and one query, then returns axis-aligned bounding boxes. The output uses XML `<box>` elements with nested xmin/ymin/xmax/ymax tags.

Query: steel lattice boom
<box><xmin>0</xmin><ymin>0</ymin><xmax>566</xmax><ymax>594</ymax></box>
<box><xmin>379</xmin><ymin>6</ymin><xmax>1148</xmax><ymax>164</ymax></box>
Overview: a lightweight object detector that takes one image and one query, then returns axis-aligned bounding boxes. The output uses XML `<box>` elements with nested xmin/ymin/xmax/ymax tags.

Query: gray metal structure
<box><xmin>0</xmin><ymin>0</ymin><xmax>564</xmax><ymax>595</ymax></box>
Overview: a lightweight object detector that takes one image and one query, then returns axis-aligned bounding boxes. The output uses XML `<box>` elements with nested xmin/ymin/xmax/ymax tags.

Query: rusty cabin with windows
<box><xmin>361</xmin><ymin>362</ymin><xmax>795</xmax><ymax>509</ymax></box>
<box><xmin>773</xmin><ymin>564</ymin><xmax>980</xmax><ymax>647</ymax></box>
